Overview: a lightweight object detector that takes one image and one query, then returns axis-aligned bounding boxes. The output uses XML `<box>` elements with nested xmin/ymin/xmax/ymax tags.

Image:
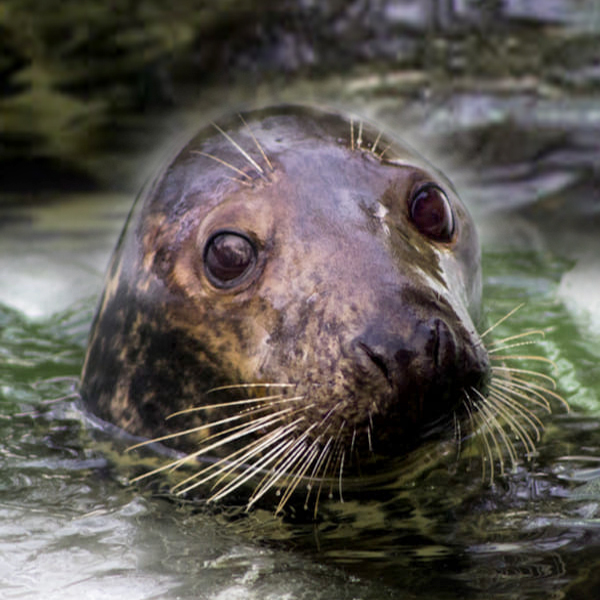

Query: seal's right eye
<box><xmin>409</xmin><ymin>184</ymin><xmax>455</xmax><ymax>243</ymax></box>
<box><xmin>204</xmin><ymin>231</ymin><xmax>257</xmax><ymax>288</ymax></box>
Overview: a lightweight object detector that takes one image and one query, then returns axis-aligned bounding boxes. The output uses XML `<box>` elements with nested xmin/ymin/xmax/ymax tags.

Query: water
<box><xmin>3</xmin><ymin>2</ymin><xmax>600</xmax><ymax>599</ymax></box>
<box><xmin>2</xmin><ymin>165</ymin><xmax>600</xmax><ymax>600</ymax></box>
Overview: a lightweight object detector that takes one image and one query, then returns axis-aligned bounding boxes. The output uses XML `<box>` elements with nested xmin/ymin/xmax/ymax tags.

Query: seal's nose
<box><xmin>355</xmin><ymin>318</ymin><xmax>458</xmax><ymax>390</ymax></box>
<box><xmin>354</xmin><ymin>316</ymin><xmax>490</xmax><ymax>433</ymax></box>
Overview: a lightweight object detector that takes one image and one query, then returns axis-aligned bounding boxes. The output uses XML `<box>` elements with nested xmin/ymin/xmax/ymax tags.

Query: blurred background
<box><xmin>2</xmin><ymin>2</ymin><xmax>600</xmax><ymax>599</ymax></box>
<box><xmin>2</xmin><ymin>0</ymin><xmax>600</xmax><ymax>318</ymax></box>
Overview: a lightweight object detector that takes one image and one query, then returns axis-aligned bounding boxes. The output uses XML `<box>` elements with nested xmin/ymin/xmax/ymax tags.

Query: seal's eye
<box><xmin>409</xmin><ymin>184</ymin><xmax>455</xmax><ymax>242</ymax></box>
<box><xmin>204</xmin><ymin>232</ymin><xmax>257</xmax><ymax>288</ymax></box>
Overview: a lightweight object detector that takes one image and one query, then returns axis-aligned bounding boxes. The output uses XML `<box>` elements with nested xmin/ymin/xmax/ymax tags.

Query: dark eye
<box><xmin>409</xmin><ymin>184</ymin><xmax>455</xmax><ymax>242</ymax></box>
<box><xmin>204</xmin><ymin>232</ymin><xmax>257</xmax><ymax>288</ymax></box>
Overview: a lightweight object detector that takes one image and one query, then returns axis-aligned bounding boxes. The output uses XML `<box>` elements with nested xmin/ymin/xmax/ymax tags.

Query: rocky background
<box><xmin>1</xmin><ymin>0</ymin><xmax>599</xmax><ymax>201</ymax></box>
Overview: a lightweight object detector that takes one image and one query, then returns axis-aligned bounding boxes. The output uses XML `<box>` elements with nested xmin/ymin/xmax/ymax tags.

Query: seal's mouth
<box><xmin>127</xmin><ymin>307</ymin><xmax>568</xmax><ymax>515</ymax></box>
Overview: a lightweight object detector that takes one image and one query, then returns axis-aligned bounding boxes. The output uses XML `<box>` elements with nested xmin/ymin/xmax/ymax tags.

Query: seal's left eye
<box><xmin>204</xmin><ymin>232</ymin><xmax>257</xmax><ymax>288</ymax></box>
<box><xmin>409</xmin><ymin>184</ymin><xmax>455</xmax><ymax>243</ymax></box>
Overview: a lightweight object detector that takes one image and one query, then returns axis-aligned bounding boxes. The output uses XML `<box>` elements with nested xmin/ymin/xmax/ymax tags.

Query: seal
<box><xmin>80</xmin><ymin>105</ymin><xmax>560</xmax><ymax>512</ymax></box>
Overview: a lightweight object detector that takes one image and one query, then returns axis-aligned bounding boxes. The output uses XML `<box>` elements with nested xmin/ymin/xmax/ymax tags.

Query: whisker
<box><xmin>275</xmin><ymin>435</ymin><xmax>323</xmax><ymax>513</ymax></box>
<box><xmin>377</xmin><ymin>142</ymin><xmax>393</xmax><ymax>160</ymax></box>
<box><xmin>490</xmin><ymin>354</ymin><xmax>558</xmax><ymax>371</ymax></box>
<box><xmin>200</xmin><ymin>445</ymin><xmax>294</xmax><ymax>502</ymax></box>
<box><xmin>247</xmin><ymin>432</ymin><xmax>313</xmax><ymax>513</ymax></box>
<box><xmin>488</xmin><ymin>389</ymin><xmax>543</xmax><ymax>447</ymax></box>
<box><xmin>313</xmin><ymin>437</ymin><xmax>336</xmax><ymax>515</ymax></box>
<box><xmin>488</xmin><ymin>339</ymin><xmax>547</xmax><ymax>353</ymax></box>
<box><xmin>327</xmin><ymin>424</ymin><xmax>347</xmax><ymax>501</ymax></box>
<box><xmin>249</xmin><ymin>442</ymin><xmax>314</xmax><ymax>511</ymax></box>
<box><xmin>41</xmin><ymin>391</ymin><xmax>80</xmax><ymax>404</ymax></box>
<box><xmin>464</xmin><ymin>394</ymin><xmax>494</xmax><ymax>482</ymax></box>
<box><xmin>371</xmin><ymin>130</ymin><xmax>383</xmax><ymax>155</ymax></box>
<box><xmin>356</xmin><ymin>120</ymin><xmax>363</xmax><ymax>149</ymax></box>
<box><xmin>173</xmin><ymin>419</ymin><xmax>302</xmax><ymax>494</ymax></box>
<box><xmin>491</xmin><ymin>365</ymin><xmax>557</xmax><ymax>389</ymax></box>
<box><xmin>490</xmin><ymin>379</ymin><xmax>552</xmax><ymax>413</ymax></box>
<box><xmin>494</xmin><ymin>375</ymin><xmax>568</xmax><ymax>411</ymax></box>
<box><xmin>197</xmin><ymin>406</ymin><xmax>311</xmax><ymax>458</ymax></box>
<box><xmin>208</xmin><ymin>432</ymin><xmax>303</xmax><ymax>503</ymax></box>
<box><xmin>32</xmin><ymin>376</ymin><xmax>80</xmax><ymax>388</ymax></box>
<box><xmin>224</xmin><ymin>175</ymin><xmax>254</xmax><ymax>187</ymax></box>
<box><xmin>304</xmin><ymin>433</ymin><xmax>334</xmax><ymax>511</ymax></box>
<box><xmin>210</xmin><ymin>122</ymin><xmax>266</xmax><ymax>178</ymax></box>
<box><xmin>488</xmin><ymin>330</ymin><xmax>545</xmax><ymax>347</ymax></box>
<box><xmin>472</xmin><ymin>390</ymin><xmax>513</xmax><ymax>475</ymax></box>
<box><xmin>129</xmin><ymin>407</ymin><xmax>299</xmax><ymax>483</ymax></box>
<box><xmin>338</xmin><ymin>448</ymin><xmax>346</xmax><ymax>504</ymax></box>
<box><xmin>167</xmin><ymin>393</ymin><xmax>302</xmax><ymax>419</ymax></box>
<box><xmin>128</xmin><ymin>403</ymin><xmax>275</xmax><ymax>451</ymax></box>
<box><xmin>367</xmin><ymin>410</ymin><xmax>374</xmax><ymax>452</ymax></box>
<box><xmin>453</xmin><ymin>412</ymin><xmax>462</xmax><ymax>461</ymax></box>
<box><xmin>480</xmin><ymin>303</ymin><xmax>525</xmax><ymax>339</ymax></box>
<box><xmin>191</xmin><ymin>150</ymin><xmax>253</xmax><ymax>181</ymax></box>
<box><xmin>349</xmin><ymin>427</ymin><xmax>357</xmax><ymax>458</ymax></box>
<box><xmin>485</xmin><ymin>391</ymin><xmax>538</xmax><ymax>458</ymax></box>
<box><xmin>477</xmin><ymin>411</ymin><xmax>500</xmax><ymax>481</ymax></box>
<box><xmin>205</xmin><ymin>382</ymin><xmax>296</xmax><ymax>394</ymax></box>
<box><xmin>239</xmin><ymin>113</ymin><xmax>274</xmax><ymax>171</ymax></box>
<box><xmin>489</xmin><ymin>383</ymin><xmax>546</xmax><ymax>430</ymax></box>
<box><xmin>244</xmin><ymin>422</ymin><xmax>320</xmax><ymax>499</ymax></box>
<box><xmin>173</xmin><ymin>434</ymin><xmax>284</xmax><ymax>493</ymax></box>
<box><xmin>250</xmin><ymin>435</ymin><xmax>322</xmax><ymax>510</ymax></box>
<box><xmin>130</xmin><ymin>402</ymin><xmax>291</xmax><ymax>453</ymax></box>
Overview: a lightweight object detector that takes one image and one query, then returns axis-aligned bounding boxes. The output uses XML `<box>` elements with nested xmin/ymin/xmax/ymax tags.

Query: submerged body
<box><xmin>81</xmin><ymin>105</ymin><xmax>493</xmax><ymax>507</ymax></box>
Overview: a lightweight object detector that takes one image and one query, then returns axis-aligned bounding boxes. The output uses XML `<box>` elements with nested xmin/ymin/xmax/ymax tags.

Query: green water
<box><xmin>2</xmin><ymin>197</ymin><xmax>600</xmax><ymax>599</ymax></box>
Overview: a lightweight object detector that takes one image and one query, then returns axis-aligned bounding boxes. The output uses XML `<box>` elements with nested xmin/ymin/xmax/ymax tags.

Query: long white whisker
<box><xmin>488</xmin><ymin>386</ymin><xmax>545</xmax><ymax>437</ymax></box>
<box><xmin>491</xmin><ymin>354</ymin><xmax>559</xmax><ymax>375</ymax></box>
<box><xmin>167</xmin><ymin>394</ymin><xmax>302</xmax><ymax>418</ymax></box>
<box><xmin>191</xmin><ymin>150</ymin><xmax>253</xmax><ymax>181</ymax></box>
<box><xmin>472</xmin><ymin>390</ymin><xmax>513</xmax><ymax>475</ymax></box>
<box><xmin>211</xmin><ymin>121</ymin><xmax>266</xmax><ymax>177</ymax></box>
<box><xmin>480</xmin><ymin>304</ymin><xmax>525</xmax><ymax>339</ymax></box>
<box><xmin>313</xmin><ymin>437</ymin><xmax>336</xmax><ymax>515</ymax></box>
<box><xmin>465</xmin><ymin>393</ymin><xmax>495</xmax><ymax>481</ymax></box>
<box><xmin>500</xmin><ymin>376</ymin><xmax>569</xmax><ymax>412</ymax></box>
<box><xmin>239</xmin><ymin>114</ymin><xmax>274</xmax><ymax>171</ymax></box>
<box><xmin>488</xmin><ymin>339</ymin><xmax>546</xmax><ymax>353</ymax></box>
<box><xmin>490</xmin><ymin>379</ymin><xmax>552</xmax><ymax>412</ymax></box>
<box><xmin>128</xmin><ymin>403</ymin><xmax>275</xmax><ymax>451</ymax></box>
<box><xmin>173</xmin><ymin>419</ymin><xmax>302</xmax><ymax>494</ymax></box>
<box><xmin>491</xmin><ymin>366</ymin><xmax>557</xmax><ymax>388</ymax></box>
<box><xmin>130</xmin><ymin>407</ymin><xmax>299</xmax><ymax>483</ymax></box>
<box><xmin>371</xmin><ymin>130</ymin><xmax>383</xmax><ymax>155</ymax></box>
<box><xmin>207</xmin><ymin>434</ymin><xmax>301</xmax><ymax>502</ymax></box>
<box><xmin>487</xmin><ymin>330</ymin><xmax>545</xmax><ymax>347</ymax></box>
<box><xmin>206</xmin><ymin>382</ymin><xmax>295</xmax><ymax>394</ymax></box>
<box><xmin>274</xmin><ymin>436</ymin><xmax>324</xmax><ymax>513</ymax></box>
<box><xmin>250</xmin><ymin>439</ymin><xmax>321</xmax><ymax>510</ymax></box>
<box><xmin>487</xmin><ymin>391</ymin><xmax>540</xmax><ymax>454</ymax></box>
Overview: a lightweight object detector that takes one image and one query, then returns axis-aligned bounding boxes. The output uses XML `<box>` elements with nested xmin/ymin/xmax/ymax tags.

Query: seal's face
<box><xmin>81</xmin><ymin>106</ymin><xmax>491</xmax><ymax>503</ymax></box>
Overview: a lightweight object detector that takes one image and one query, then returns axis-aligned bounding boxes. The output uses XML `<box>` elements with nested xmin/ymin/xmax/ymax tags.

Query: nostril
<box><xmin>357</xmin><ymin>341</ymin><xmax>392</xmax><ymax>385</ymax></box>
<box><xmin>426</xmin><ymin>318</ymin><xmax>456</xmax><ymax>368</ymax></box>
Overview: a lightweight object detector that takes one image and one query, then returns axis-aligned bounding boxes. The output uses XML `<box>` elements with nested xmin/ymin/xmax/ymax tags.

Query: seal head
<box><xmin>81</xmin><ymin>105</ymin><xmax>489</xmax><ymax>496</ymax></box>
